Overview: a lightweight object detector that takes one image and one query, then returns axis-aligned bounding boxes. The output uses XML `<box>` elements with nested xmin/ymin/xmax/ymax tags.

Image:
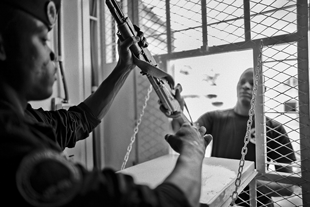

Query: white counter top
<box><xmin>119</xmin><ymin>154</ymin><xmax>257</xmax><ymax>207</ymax></box>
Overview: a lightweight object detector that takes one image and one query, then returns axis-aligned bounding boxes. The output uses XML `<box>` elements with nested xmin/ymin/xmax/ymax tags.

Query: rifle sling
<box><xmin>133</xmin><ymin>54</ymin><xmax>175</xmax><ymax>88</ymax></box>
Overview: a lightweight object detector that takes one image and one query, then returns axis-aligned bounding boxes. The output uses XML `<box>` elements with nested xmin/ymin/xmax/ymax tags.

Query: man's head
<box><xmin>236</xmin><ymin>68</ymin><xmax>254</xmax><ymax>108</ymax></box>
<box><xmin>0</xmin><ymin>0</ymin><xmax>61</xmax><ymax>102</ymax></box>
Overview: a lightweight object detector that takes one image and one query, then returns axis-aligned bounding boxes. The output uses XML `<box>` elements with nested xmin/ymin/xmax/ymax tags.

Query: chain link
<box><xmin>121</xmin><ymin>84</ymin><xmax>153</xmax><ymax>170</ymax></box>
<box><xmin>230</xmin><ymin>40</ymin><xmax>263</xmax><ymax>206</ymax></box>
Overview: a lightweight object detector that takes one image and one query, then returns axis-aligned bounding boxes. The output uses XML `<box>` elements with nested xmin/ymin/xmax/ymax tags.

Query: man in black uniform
<box><xmin>0</xmin><ymin>0</ymin><xmax>212</xmax><ymax>206</ymax></box>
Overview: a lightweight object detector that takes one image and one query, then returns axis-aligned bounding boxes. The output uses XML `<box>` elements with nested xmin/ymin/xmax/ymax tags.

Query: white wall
<box><xmin>61</xmin><ymin>0</ymin><xmax>93</xmax><ymax>169</ymax></box>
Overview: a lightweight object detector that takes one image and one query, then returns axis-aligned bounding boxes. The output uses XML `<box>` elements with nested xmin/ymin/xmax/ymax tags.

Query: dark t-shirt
<box><xmin>197</xmin><ymin>108</ymin><xmax>296</xmax><ymax>206</ymax></box>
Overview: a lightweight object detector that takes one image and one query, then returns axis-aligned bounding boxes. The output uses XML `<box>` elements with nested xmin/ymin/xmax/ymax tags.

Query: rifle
<box><xmin>106</xmin><ymin>0</ymin><xmax>192</xmax><ymax>124</ymax></box>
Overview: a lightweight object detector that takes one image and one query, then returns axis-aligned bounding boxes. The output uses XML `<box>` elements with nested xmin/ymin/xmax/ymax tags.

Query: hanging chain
<box><xmin>230</xmin><ymin>40</ymin><xmax>263</xmax><ymax>206</ymax></box>
<box><xmin>121</xmin><ymin>84</ymin><xmax>153</xmax><ymax>170</ymax></box>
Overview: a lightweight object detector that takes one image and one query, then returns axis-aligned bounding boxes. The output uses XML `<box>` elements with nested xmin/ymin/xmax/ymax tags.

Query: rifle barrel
<box><xmin>106</xmin><ymin>0</ymin><xmax>124</xmax><ymax>25</ymax></box>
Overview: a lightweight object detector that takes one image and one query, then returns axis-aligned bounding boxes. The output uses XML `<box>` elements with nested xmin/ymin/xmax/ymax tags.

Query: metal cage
<box><xmin>103</xmin><ymin>0</ymin><xmax>309</xmax><ymax>206</ymax></box>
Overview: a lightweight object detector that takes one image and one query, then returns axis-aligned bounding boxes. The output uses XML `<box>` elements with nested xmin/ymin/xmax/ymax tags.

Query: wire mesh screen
<box><xmin>249</xmin><ymin>1</ymin><xmax>306</xmax><ymax>206</ymax></box>
<box><xmin>139</xmin><ymin>1</ymin><xmax>168</xmax><ymax>54</ymax></box>
<box><xmin>251</xmin><ymin>0</ymin><xmax>297</xmax><ymax>39</ymax></box>
<box><xmin>104</xmin><ymin>4</ymin><xmax>117</xmax><ymax>63</ymax></box>
<box><xmin>103</xmin><ymin>0</ymin><xmax>309</xmax><ymax>206</ymax></box>
<box><xmin>134</xmin><ymin>74</ymin><xmax>170</xmax><ymax>164</ymax></box>
<box><xmin>239</xmin><ymin>43</ymin><xmax>304</xmax><ymax>206</ymax></box>
<box><xmin>207</xmin><ymin>0</ymin><xmax>244</xmax><ymax>45</ymax></box>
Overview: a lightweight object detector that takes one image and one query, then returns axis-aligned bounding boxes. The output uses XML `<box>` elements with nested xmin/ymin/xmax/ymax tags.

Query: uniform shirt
<box><xmin>197</xmin><ymin>108</ymin><xmax>296</xmax><ymax>207</ymax></box>
<box><xmin>0</xmin><ymin>101</ymin><xmax>190</xmax><ymax>207</ymax></box>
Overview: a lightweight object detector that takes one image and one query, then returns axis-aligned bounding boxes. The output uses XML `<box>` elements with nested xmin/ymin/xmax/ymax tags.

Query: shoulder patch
<box><xmin>16</xmin><ymin>149</ymin><xmax>81</xmax><ymax>207</ymax></box>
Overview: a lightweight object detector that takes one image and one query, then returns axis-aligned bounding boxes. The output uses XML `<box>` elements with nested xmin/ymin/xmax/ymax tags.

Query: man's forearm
<box><xmin>83</xmin><ymin>65</ymin><xmax>133</xmax><ymax>120</ymax></box>
<box><xmin>164</xmin><ymin>154</ymin><xmax>204</xmax><ymax>207</ymax></box>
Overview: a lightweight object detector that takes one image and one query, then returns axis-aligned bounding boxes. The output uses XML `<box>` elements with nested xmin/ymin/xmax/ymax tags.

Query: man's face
<box><xmin>236</xmin><ymin>69</ymin><xmax>254</xmax><ymax>107</ymax></box>
<box><xmin>4</xmin><ymin>11</ymin><xmax>57</xmax><ymax>101</ymax></box>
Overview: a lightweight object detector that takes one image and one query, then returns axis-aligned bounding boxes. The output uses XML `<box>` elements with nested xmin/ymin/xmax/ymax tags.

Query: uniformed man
<box><xmin>0</xmin><ymin>0</ymin><xmax>212</xmax><ymax>206</ymax></box>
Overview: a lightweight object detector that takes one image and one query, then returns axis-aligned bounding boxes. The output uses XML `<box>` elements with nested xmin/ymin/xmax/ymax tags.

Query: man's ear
<box><xmin>0</xmin><ymin>34</ymin><xmax>6</xmax><ymax>61</ymax></box>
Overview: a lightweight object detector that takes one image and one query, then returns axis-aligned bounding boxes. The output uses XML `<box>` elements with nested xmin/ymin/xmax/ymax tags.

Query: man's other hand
<box><xmin>165</xmin><ymin>123</ymin><xmax>212</xmax><ymax>158</ymax></box>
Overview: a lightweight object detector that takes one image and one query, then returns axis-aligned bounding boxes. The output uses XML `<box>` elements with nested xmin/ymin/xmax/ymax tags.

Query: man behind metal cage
<box><xmin>168</xmin><ymin>68</ymin><xmax>296</xmax><ymax>207</ymax></box>
<box><xmin>0</xmin><ymin>0</ymin><xmax>212</xmax><ymax>206</ymax></box>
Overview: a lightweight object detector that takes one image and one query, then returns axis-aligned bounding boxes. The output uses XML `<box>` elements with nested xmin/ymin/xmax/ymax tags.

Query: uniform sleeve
<box><xmin>16</xmin><ymin>149</ymin><xmax>191</xmax><ymax>207</ymax></box>
<box><xmin>26</xmin><ymin>103</ymin><xmax>101</xmax><ymax>149</ymax></box>
<box><xmin>266</xmin><ymin>120</ymin><xmax>296</xmax><ymax>163</ymax></box>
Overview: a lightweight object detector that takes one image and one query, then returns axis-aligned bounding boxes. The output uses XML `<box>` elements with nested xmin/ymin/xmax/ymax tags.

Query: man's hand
<box><xmin>116</xmin><ymin>25</ymin><xmax>148</xmax><ymax>71</ymax></box>
<box><xmin>116</xmin><ymin>36</ymin><xmax>139</xmax><ymax>71</ymax></box>
<box><xmin>165</xmin><ymin>123</ymin><xmax>212</xmax><ymax>158</ymax></box>
<box><xmin>134</xmin><ymin>25</ymin><xmax>148</xmax><ymax>48</ymax></box>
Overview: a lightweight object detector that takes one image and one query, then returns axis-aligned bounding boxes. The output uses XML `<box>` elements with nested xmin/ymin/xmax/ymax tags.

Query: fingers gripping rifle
<box><xmin>106</xmin><ymin>0</ymin><xmax>191</xmax><ymax>124</ymax></box>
